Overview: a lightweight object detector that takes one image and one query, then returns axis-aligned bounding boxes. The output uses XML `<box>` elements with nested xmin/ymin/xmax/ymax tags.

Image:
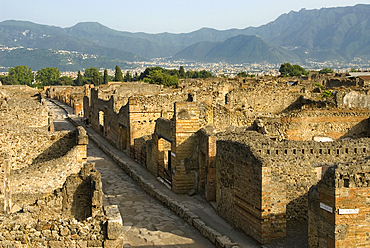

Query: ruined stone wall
<box><xmin>198</xmin><ymin>128</ymin><xmax>217</xmax><ymax>201</ymax></box>
<box><xmin>325</xmin><ymin>77</ymin><xmax>357</xmax><ymax>88</ymax></box>
<box><xmin>309</xmin><ymin>160</ymin><xmax>370</xmax><ymax>248</ymax></box>
<box><xmin>336</xmin><ymin>89</ymin><xmax>370</xmax><ymax>109</ymax></box>
<box><xmin>172</xmin><ymin>102</ymin><xmax>200</xmax><ymax>194</ymax></box>
<box><xmin>255</xmin><ymin>136</ymin><xmax>370</xmax><ymax>220</ymax></box>
<box><xmin>86</xmin><ymin>87</ymin><xmax>188</xmax><ymax>153</ymax></box>
<box><xmin>257</xmin><ymin>110</ymin><xmax>370</xmax><ymax>141</ymax></box>
<box><xmin>0</xmin><ymin>163</ymin><xmax>106</xmax><ymax>247</ymax></box>
<box><xmin>10</xmin><ymin>127</ymin><xmax>88</xmax><ymax>208</ymax></box>
<box><xmin>225</xmin><ymin>83</ymin><xmax>304</xmax><ymax>114</ymax></box>
<box><xmin>216</xmin><ymin>132</ymin><xmax>286</xmax><ymax>244</ymax></box>
<box><xmin>47</xmin><ymin>86</ymin><xmax>85</xmax><ymax>115</ymax></box>
<box><xmin>216</xmin><ymin>131</ymin><xmax>370</xmax><ymax>243</ymax></box>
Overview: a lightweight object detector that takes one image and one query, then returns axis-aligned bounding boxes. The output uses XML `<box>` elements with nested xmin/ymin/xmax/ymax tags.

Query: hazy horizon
<box><xmin>0</xmin><ymin>1</ymin><xmax>368</xmax><ymax>34</ymax></box>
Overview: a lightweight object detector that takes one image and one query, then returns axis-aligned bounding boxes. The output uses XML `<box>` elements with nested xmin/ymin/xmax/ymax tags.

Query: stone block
<box><xmin>49</xmin><ymin>240</ymin><xmax>66</xmax><ymax>248</ymax></box>
<box><xmin>105</xmin><ymin>205</ymin><xmax>123</xmax><ymax>240</ymax></box>
<box><xmin>87</xmin><ymin>240</ymin><xmax>103</xmax><ymax>247</ymax></box>
<box><xmin>183</xmin><ymin>210</ymin><xmax>199</xmax><ymax>226</ymax></box>
<box><xmin>104</xmin><ymin>237</ymin><xmax>125</xmax><ymax>248</ymax></box>
<box><xmin>193</xmin><ymin>218</ymin><xmax>206</xmax><ymax>232</ymax></box>
<box><xmin>107</xmin><ymin>221</ymin><xmax>123</xmax><ymax>240</ymax></box>
<box><xmin>76</xmin><ymin>240</ymin><xmax>87</xmax><ymax>248</ymax></box>
<box><xmin>215</xmin><ymin>235</ymin><xmax>233</xmax><ymax>248</ymax></box>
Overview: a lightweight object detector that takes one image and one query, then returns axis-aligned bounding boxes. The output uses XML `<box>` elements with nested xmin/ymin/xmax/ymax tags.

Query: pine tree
<box><xmin>114</xmin><ymin>65</ymin><xmax>124</xmax><ymax>82</ymax></box>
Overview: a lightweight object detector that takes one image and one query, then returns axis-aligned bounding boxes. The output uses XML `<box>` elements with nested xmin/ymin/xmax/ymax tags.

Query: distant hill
<box><xmin>247</xmin><ymin>4</ymin><xmax>370</xmax><ymax>61</ymax></box>
<box><xmin>0</xmin><ymin>48</ymin><xmax>133</xmax><ymax>72</ymax></box>
<box><xmin>173</xmin><ymin>35</ymin><xmax>300</xmax><ymax>64</ymax></box>
<box><xmin>0</xmin><ymin>4</ymin><xmax>369</xmax><ymax>70</ymax></box>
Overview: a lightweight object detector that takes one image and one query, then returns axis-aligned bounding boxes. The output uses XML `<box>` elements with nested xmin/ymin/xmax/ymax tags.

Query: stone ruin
<box><xmin>49</xmin><ymin>74</ymin><xmax>370</xmax><ymax>246</ymax></box>
<box><xmin>0</xmin><ymin>86</ymin><xmax>123</xmax><ymax>247</ymax></box>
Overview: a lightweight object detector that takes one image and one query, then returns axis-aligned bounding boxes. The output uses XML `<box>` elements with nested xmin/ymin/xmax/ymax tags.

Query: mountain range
<box><xmin>0</xmin><ymin>4</ymin><xmax>369</xmax><ymax>71</ymax></box>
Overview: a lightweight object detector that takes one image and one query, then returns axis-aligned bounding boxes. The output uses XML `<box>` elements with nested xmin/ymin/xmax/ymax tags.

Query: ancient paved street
<box><xmin>88</xmin><ymin>142</ymin><xmax>214</xmax><ymax>247</ymax></box>
<box><xmin>46</xmin><ymin>100</ymin><xmax>215</xmax><ymax>247</ymax></box>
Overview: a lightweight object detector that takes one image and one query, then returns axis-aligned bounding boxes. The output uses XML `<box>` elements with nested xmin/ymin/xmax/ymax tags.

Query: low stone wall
<box><xmin>10</xmin><ymin>127</ymin><xmax>88</xmax><ymax>208</ymax></box>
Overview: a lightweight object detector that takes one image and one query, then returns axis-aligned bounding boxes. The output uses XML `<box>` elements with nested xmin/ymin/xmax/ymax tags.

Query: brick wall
<box><xmin>309</xmin><ymin>161</ymin><xmax>370</xmax><ymax>248</ymax></box>
<box><xmin>216</xmin><ymin>130</ymin><xmax>370</xmax><ymax>244</ymax></box>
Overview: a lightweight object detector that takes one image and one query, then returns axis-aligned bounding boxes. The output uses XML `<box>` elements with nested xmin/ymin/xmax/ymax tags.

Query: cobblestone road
<box><xmin>47</xmin><ymin>100</ymin><xmax>214</xmax><ymax>247</ymax></box>
<box><xmin>88</xmin><ymin>145</ymin><xmax>214</xmax><ymax>247</ymax></box>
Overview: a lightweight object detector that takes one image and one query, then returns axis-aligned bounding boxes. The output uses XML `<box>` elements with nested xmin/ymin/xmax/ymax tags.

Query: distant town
<box><xmin>1</xmin><ymin>57</ymin><xmax>370</xmax><ymax>78</ymax></box>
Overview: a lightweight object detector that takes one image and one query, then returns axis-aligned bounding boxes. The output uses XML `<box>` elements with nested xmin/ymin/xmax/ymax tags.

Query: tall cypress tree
<box><xmin>104</xmin><ymin>69</ymin><xmax>109</xmax><ymax>84</ymax></box>
<box><xmin>179</xmin><ymin>66</ymin><xmax>185</xmax><ymax>78</ymax></box>
<box><xmin>114</xmin><ymin>65</ymin><xmax>124</xmax><ymax>82</ymax></box>
<box><xmin>76</xmin><ymin>70</ymin><xmax>83</xmax><ymax>86</ymax></box>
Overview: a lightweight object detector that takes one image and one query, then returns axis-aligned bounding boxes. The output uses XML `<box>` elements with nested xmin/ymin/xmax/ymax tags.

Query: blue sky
<box><xmin>0</xmin><ymin>0</ymin><xmax>368</xmax><ymax>33</ymax></box>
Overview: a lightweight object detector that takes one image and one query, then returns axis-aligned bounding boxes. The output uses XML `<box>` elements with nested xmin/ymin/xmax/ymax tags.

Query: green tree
<box><xmin>103</xmin><ymin>69</ymin><xmax>109</xmax><ymax>84</ymax></box>
<box><xmin>237</xmin><ymin>71</ymin><xmax>248</xmax><ymax>77</ymax></box>
<box><xmin>132</xmin><ymin>72</ymin><xmax>139</xmax><ymax>81</ymax></box>
<box><xmin>185</xmin><ymin>70</ymin><xmax>213</xmax><ymax>79</ymax></box>
<box><xmin>60</xmin><ymin>76</ymin><xmax>74</xmax><ymax>85</ymax></box>
<box><xmin>319</xmin><ymin>68</ymin><xmax>333</xmax><ymax>74</ymax></box>
<box><xmin>350</xmin><ymin>68</ymin><xmax>358</xmax><ymax>72</ymax></box>
<box><xmin>179</xmin><ymin>66</ymin><xmax>185</xmax><ymax>78</ymax></box>
<box><xmin>279</xmin><ymin>63</ymin><xmax>307</xmax><ymax>77</ymax></box>
<box><xmin>146</xmin><ymin>69</ymin><xmax>178</xmax><ymax>87</ymax></box>
<box><xmin>75</xmin><ymin>70</ymin><xmax>83</xmax><ymax>86</ymax></box>
<box><xmin>114</xmin><ymin>65</ymin><xmax>124</xmax><ymax>82</ymax></box>
<box><xmin>84</xmin><ymin>67</ymin><xmax>102</xmax><ymax>86</ymax></box>
<box><xmin>124</xmin><ymin>71</ymin><xmax>132</xmax><ymax>82</ymax></box>
<box><xmin>8</xmin><ymin>65</ymin><xmax>34</xmax><ymax>86</ymax></box>
<box><xmin>35</xmin><ymin>67</ymin><xmax>61</xmax><ymax>86</ymax></box>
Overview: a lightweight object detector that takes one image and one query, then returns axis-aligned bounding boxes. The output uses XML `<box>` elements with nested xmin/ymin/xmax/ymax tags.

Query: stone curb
<box><xmin>52</xmin><ymin>99</ymin><xmax>241</xmax><ymax>248</ymax></box>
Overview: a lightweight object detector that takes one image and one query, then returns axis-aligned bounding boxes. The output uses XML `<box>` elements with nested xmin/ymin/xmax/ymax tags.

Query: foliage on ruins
<box><xmin>322</xmin><ymin>89</ymin><xmax>333</xmax><ymax>98</ymax></box>
<box><xmin>279</xmin><ymin>63</ymin><xmax>308</xmax><ymax>77</ymax></box>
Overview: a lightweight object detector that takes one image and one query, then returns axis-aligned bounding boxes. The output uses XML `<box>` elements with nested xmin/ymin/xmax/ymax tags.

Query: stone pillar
<box><xmin>76</xmin><ymin>126</ymin><xmax>88</xmax><ymax>162</ymax></box>
<box><xmin>91</xmin><ymin>172</ymin><xmax>103</xmax><ymax>217</ymax></box>
<box><xmin>48</xmin><ymin>112</ymin><xmax>54</xmax><ymax>132</ymax></box>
